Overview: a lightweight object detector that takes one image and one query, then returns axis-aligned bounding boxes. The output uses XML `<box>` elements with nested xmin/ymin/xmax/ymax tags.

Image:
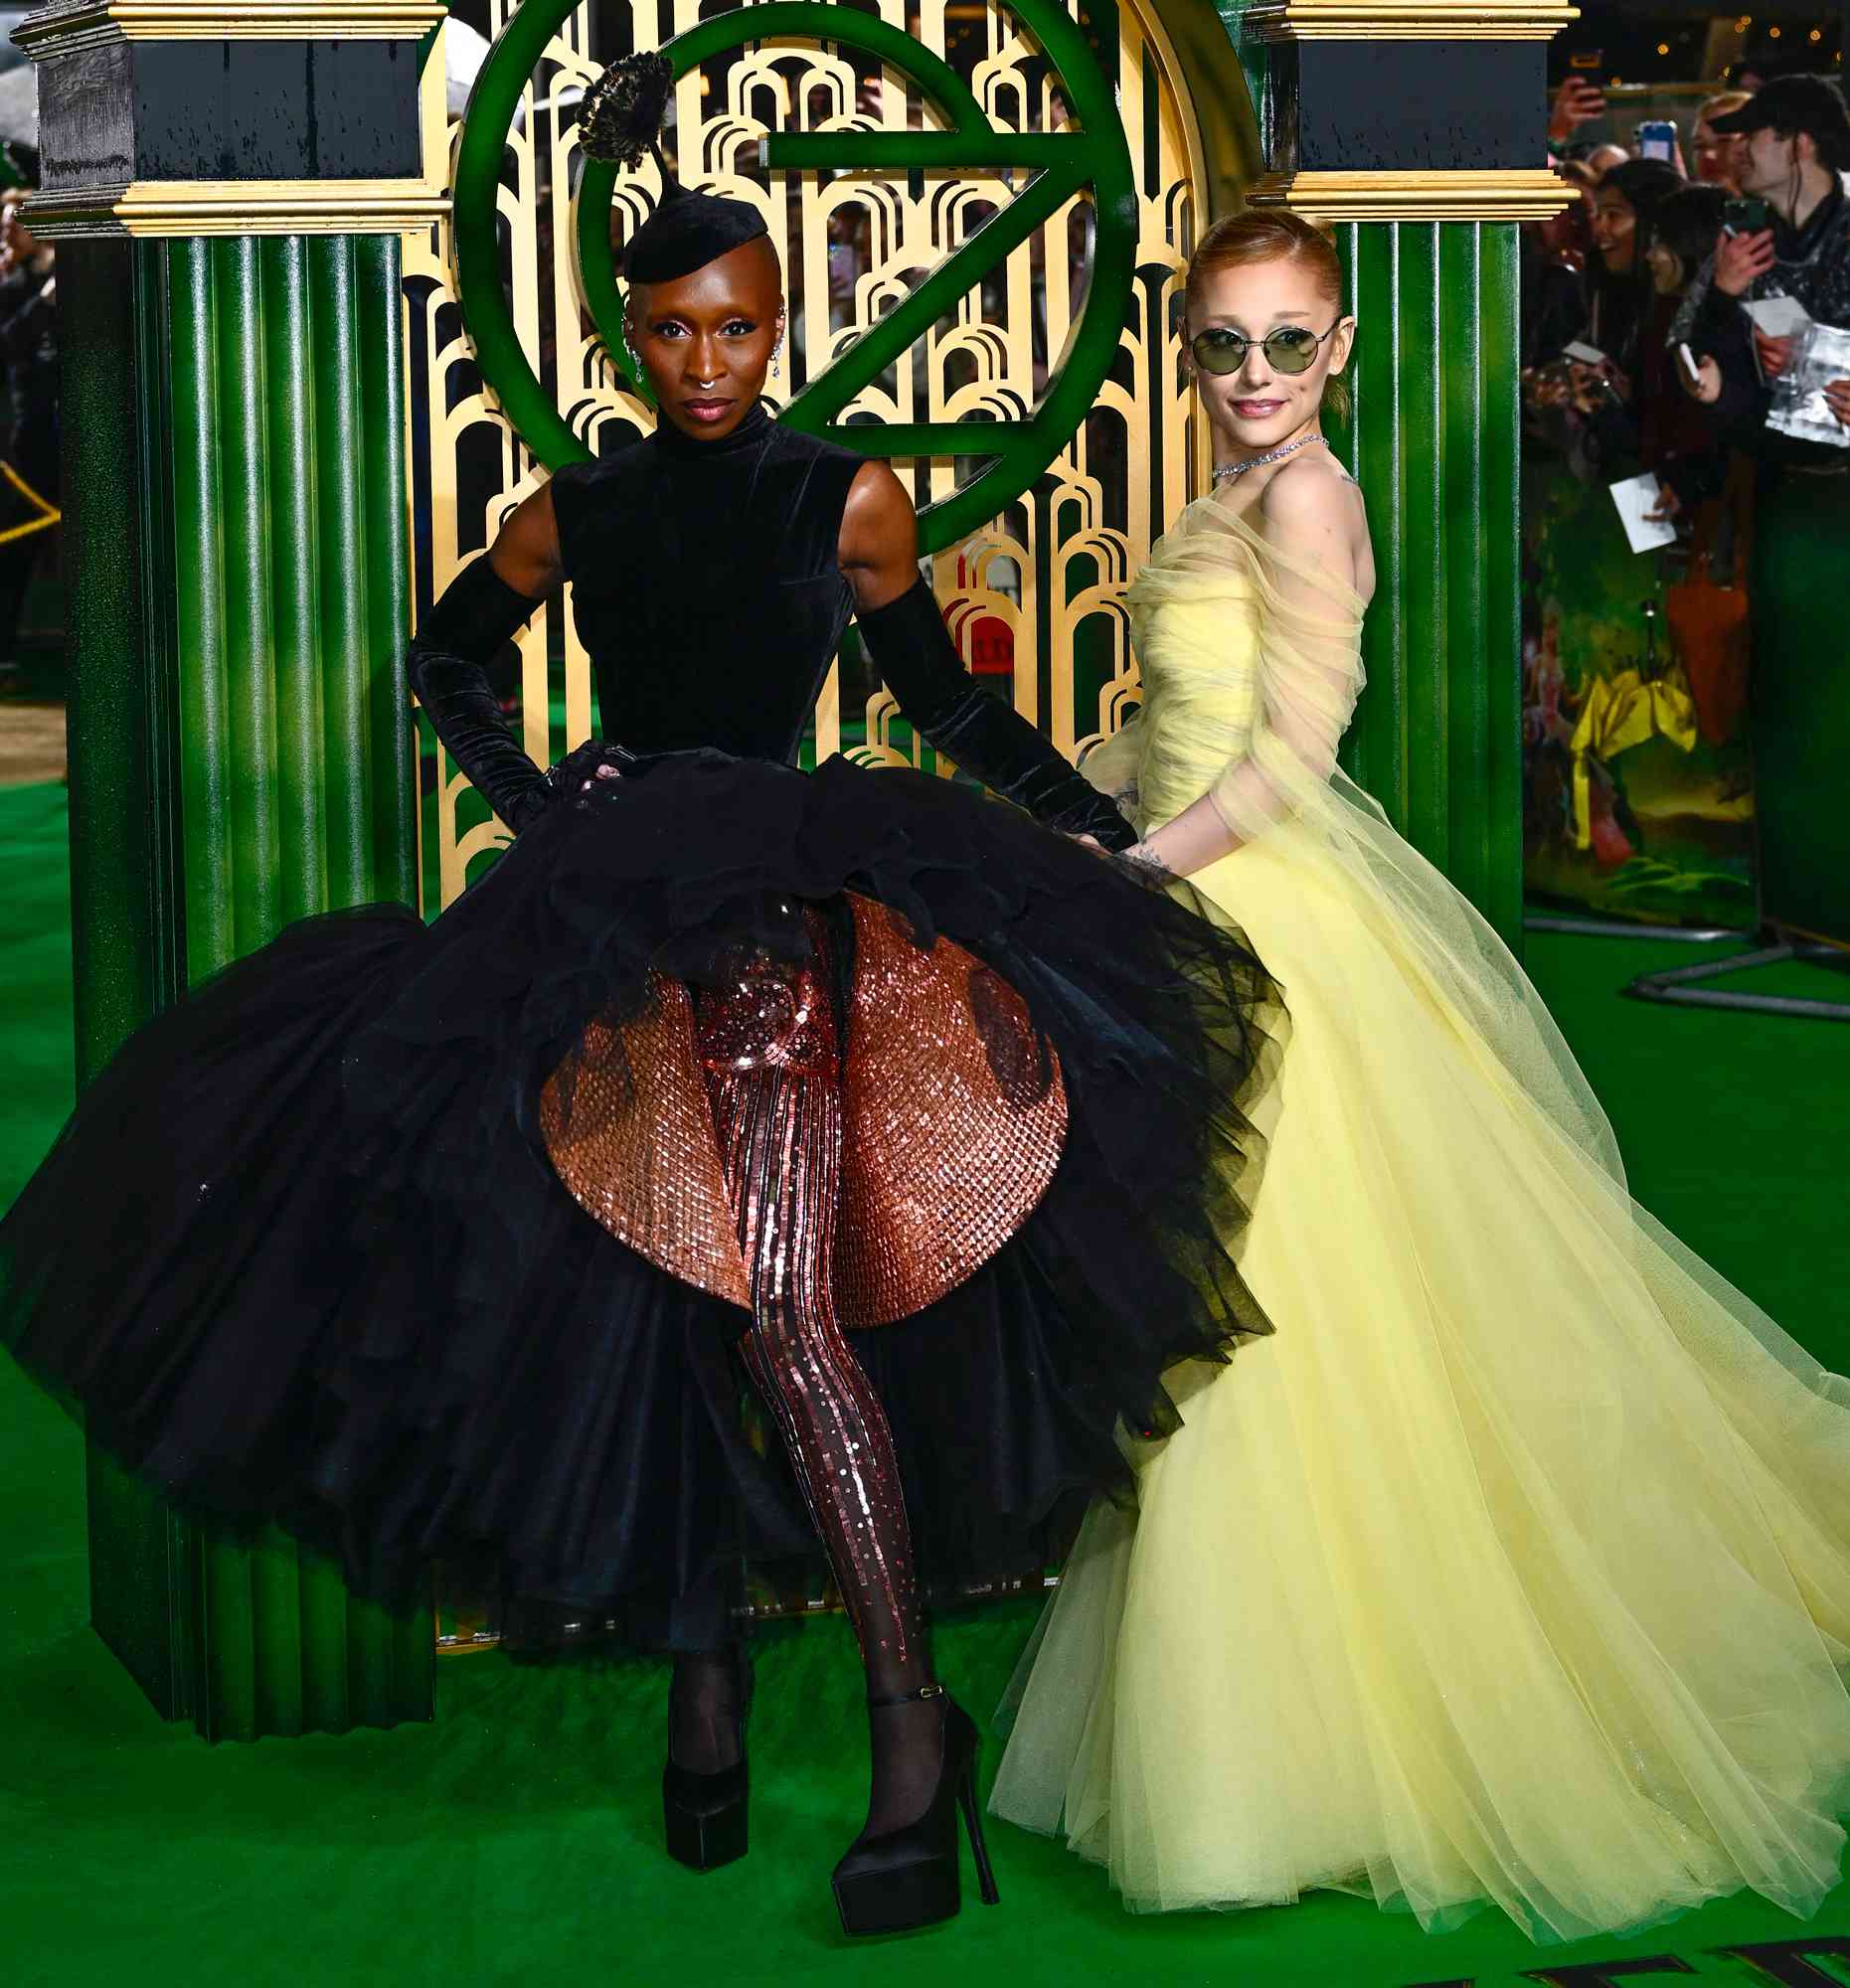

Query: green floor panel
<box><xmin>3</xmin><ymin>779</ymin><xmax>1846</xmax><ymax>1985</ymax></box>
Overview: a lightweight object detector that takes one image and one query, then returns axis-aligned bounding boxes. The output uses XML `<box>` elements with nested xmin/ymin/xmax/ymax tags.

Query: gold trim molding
<box><xmin>22</xmin><ymin>179</ymin><xmax>449</xmax><ymax>238</ymax></box>
<box><xmin>1243</xmin><ymin>1</ymin><xmax>1577</xmax><ymax>40</ymax></box>
<box><xmin>15</xmin><ymin>0</ymin><xmax>446</xmax><ymax>57</ymax></box>
<box><xmin>1248</xmin><ymin>168</ymin><xmax>1574</xmax><ymax>221</ymax></box>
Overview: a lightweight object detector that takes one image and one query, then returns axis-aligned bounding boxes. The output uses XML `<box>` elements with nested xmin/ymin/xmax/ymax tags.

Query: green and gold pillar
<box><xmin>23</xmin><ymin>0</ymin><xmax>447</xmax><ymax>1739</ymax></box>
<box><xmin>1227</xmin><ymin>0</ymin><xmax>1574</xmax><ymax>950</ymax></box>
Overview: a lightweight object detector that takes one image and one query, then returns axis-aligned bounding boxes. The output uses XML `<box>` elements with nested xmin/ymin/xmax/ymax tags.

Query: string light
<box><xmin>1768</xmin><ymin>23</ymin><xmax>1780</xmax><ymax>36</ymax></box>
<box><xmin>1809</xmin><ymin>26</ymin><xmax>1822</xmax><ymax>40</ymax></box>
<box><xmin>1656</xmin><ymin>41</ymin><xmax>1669</xmax><ymax>54</ymax></box>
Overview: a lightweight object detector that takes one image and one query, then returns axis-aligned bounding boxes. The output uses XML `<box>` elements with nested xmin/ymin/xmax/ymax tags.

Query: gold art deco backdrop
<box><xmin>404</xmin><ymin>0</ymin><xmax>1218</xmax><ymax>911</ymax></box>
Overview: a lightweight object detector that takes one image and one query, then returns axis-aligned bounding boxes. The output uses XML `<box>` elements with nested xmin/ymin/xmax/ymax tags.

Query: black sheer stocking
<box><xmin>668</xmin><ymin>1648</ymin><xmax>747</xmax><ymax>1774</ymax></box>
<box><xmin>697</xmin><ymin>935</ymin><xmax>943</xmax><ymax>1834</ymax></box>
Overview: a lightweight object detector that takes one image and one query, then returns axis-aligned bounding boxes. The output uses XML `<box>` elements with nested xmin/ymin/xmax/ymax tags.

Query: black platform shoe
<box><xmin>662</xmin><ymin>1653</ymin><xmax>752</xmax><ymax>1873</ymax></box>
<box><xmin>831</xmin><ymin>1683</ymin><xmax>1001</xmax><ymax>1936</ymax></box>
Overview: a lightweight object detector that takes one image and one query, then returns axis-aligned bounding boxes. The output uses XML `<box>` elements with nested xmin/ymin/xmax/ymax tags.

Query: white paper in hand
<box><xmin>1608</xmin><ymin>474</ymin><xmax>1677</xmax><ymax>555</ymax></box>
<box><xmin>1742</xmin><ymin>295</ymin><xmax>1812</xmax><ymax>338</ymax></box>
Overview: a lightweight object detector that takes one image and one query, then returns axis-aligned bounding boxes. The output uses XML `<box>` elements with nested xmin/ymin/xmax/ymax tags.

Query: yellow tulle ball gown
<box><xmin>988</xmin><ymin>494</ymin><xmax>1850</xmax><ymax>1942</ymax></box>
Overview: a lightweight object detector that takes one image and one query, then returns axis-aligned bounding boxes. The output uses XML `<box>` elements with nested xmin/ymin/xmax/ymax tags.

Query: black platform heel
<box><xmin>662</xmin><ymin>1653</ymin><xmax>752</xmax><ymax>1873</ymax></box>
<box><xmin>831</xmin><ymin>1682</ymin><xmax>1001</xmax><ymax>1936</ymax></box>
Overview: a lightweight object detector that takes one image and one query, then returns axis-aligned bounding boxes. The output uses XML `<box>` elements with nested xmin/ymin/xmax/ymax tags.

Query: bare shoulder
<box><xmin>488</xmin><ymin>481</ymin><xmax>565</xmax><ymax>597</ymax></box>
<box><xmin>838</xmin><ymin>460</ymin><xmax>921</xmax><ymax>608</ymax></box>
<box><xmin>840</xmin><ymin>460</ymin><xmax>914</xmax><ymax>547</ymax></box>
<box><xmin>1258</xmin><ymin>450</ymin><xmax>1371</xmax><ymax>595</ymax></box>
<box><xmin>1259</xmin><ymin>447</ymin><xmax>1364</xmax><ymax>526</ymax></box>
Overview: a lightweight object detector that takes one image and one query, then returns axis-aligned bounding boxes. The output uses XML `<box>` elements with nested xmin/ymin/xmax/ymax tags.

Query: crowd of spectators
<box><xmin>1525</xmin><ymin>69</ymin><xmax>1850</xmax><ymax>506</ymax></box>
<box><xmin>1521</xmin><ymin>67</ymin><xmax>1850</xmax><ymax>869</ymax></box>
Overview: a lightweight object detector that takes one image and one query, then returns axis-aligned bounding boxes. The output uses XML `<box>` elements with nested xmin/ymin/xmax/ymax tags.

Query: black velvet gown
<box><xmin>0</xmin><ymin>410</ymin><xmax>1284</xmax><ymax>1639</ymax></box>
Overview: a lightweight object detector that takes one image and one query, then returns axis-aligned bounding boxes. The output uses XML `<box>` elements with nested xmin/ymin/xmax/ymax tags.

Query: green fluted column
<box><xmin>1332</xmin><ymin>222</ymin><xmax>1524</xmax><ymax>951</ymax></box>
<box><xmin>167</xmin><ymin>236</ymin><xmax>418</xmax><ymax>970</ymax></box>
<box><xmin>65</xmin><ymin>235</ymin><xmax>430</xmax><ymax>1742</ymax></box>
<box><xmin>60</xmin><ymin>240</ymin><xmax>192</xmax><ymax>1721</ymax></box>
<box><xmin>27</xmin><ymin>0</ymin><xmax>439</xmax><ymax>1740</ymax></box>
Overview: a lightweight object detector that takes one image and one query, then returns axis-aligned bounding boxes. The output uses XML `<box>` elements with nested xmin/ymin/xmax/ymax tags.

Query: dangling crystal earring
<box><xmin>619</xmin><ymin>320</ymin><xmax>657</xmax><ymax>411</ymax></box>
<box><xmin>771</xmin><ymin>313</ymin><xmax>786</xmax><ymax>381</ymax></box>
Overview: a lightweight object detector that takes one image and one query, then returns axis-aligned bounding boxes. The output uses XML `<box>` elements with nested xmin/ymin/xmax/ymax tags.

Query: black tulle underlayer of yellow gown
<box><xmin>0</xmin><ymin>746</ymin><xmax>1283</xmax><ymax>1629</ymax></box>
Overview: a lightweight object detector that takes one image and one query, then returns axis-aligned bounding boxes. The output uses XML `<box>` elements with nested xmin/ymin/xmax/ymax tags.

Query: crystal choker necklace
<box><xmin>1212</xmin><ymin>432</ymin><xmax>1325</xmax><ymax>483</ymax></box>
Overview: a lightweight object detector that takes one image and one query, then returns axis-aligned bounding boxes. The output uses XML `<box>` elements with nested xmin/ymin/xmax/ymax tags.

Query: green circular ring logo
<box><xmin>451</xmin><ymin>0</ymin><xmax>1136</xmax><ymax>554</ymax></box>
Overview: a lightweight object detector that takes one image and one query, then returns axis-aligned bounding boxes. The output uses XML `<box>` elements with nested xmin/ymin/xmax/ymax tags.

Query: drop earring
<box><xmin>618</xmin><ymin>319</ymin><xmax>657</xmax><ymax>411</ymax></box>
<box><xmin>771</xmin><ymin>313</ymin><xmax>786</xmax><ymax>382</ymax></box>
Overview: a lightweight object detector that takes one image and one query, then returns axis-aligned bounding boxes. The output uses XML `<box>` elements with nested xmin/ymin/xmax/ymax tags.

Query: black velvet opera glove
<box><xmin>406</xmin><ymin>555</ymin><xmax>556</xmax><ymax>832</ymax></box>
<box><xmin>856</xmin><ymin>578</ymin><xmax>1137</xmax><ymax>851</ymax></box>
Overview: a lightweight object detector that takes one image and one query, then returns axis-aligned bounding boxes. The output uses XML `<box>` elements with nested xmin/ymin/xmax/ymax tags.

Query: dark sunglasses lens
<box><xmin>1193</xmin><ymin>330</ymin><xmax>1247</xmax><ymax>375</ymax></box>
<box><xmin>1266</xmin><ymin>328</ymin><xmax>1321</xmax><ymax>374</ymax></box>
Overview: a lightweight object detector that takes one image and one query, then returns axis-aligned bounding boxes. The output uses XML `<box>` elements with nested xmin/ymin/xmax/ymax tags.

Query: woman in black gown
<box><xmin>0</xmin><ymin>57</ymin><xmax>1283</xmax><ymax>1935</ymax></box>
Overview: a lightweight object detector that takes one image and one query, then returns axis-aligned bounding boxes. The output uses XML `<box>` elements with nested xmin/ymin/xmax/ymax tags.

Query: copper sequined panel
<box><xmin>835</xmin><ymin>894</ymin><xmax>1067</xmax><ymax>1328</ymax></box>
<box><xmin>539</xmin><ymin>975</ymin><xmax>752</xmax><ymax>1311</ymax></box>
<box><xmin>538</xmin><ymin>895</ymin><xmax>1068</xmax><ymax>1327</ymax></box>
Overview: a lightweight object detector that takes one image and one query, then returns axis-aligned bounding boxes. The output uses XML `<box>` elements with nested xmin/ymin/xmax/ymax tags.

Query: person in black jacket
<box><xmin>1680</xmin><ymin>76</ymin><xmax>1850</xmax><ymax>456</ymax></box>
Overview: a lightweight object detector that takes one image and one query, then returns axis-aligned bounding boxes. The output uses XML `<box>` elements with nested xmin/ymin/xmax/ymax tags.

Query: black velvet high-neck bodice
<box><xmin>549</xmin><ymin>408</ymin><xmax>866</xmax><ymax>762</ymax></box>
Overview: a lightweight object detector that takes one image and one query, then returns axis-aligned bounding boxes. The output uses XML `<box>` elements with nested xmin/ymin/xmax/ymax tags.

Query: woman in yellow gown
<box><xmin>989</xmin><ymin>212</ymin><xmax>1850</xmax><ymax>1942</ymax></box>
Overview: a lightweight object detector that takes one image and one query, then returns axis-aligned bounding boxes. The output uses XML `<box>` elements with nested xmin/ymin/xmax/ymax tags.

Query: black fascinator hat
<box><xmin>581</xmin><ymin>50</ymin><xmax>770</xmax><ymax>284</ymax></box>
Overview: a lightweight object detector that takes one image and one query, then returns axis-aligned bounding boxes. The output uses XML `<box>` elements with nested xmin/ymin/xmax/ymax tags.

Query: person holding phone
<box><xmin>1558</xmin><ymin>161</ymin><xmax>1684</xmax><ymax>459</ymax></box>
<box><xmin>1547</xmin><ymin>73</ymin><xmax>1606</xmax><ymax>150</ymax></box>
<box><xmin>1681</xmin><ymin>77</ymin><xmax>1850</xmax><ymax>440</ymax></box>
<box><xmin>1626</xmin><ymin>183</ymin><xmax>1736</xmax><ymax>521</ymax></box>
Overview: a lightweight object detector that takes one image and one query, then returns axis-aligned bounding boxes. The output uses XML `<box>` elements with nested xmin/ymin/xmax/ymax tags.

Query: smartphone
<box><xmin>1564</xmin><ymin>340</ymin><xmax>1607</xmax><ymax>367</ymax></box>
<box><xmin>1677</xmin><ymin>343</ymin><xmax>1703</xmax><ymax>387</ymax></box>
<box><xmin>1637</xmin><ymin>119</ymin><xmax>1678</xmax><ymax>162</ymax></box>
<box><xmin>1722</xmin><ymin>195</ymin><xmax>1770</xmax><ymax>235</ymax></box>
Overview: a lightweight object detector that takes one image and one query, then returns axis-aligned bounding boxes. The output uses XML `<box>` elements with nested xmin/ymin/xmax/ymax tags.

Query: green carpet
<box><xmin>2</xmin><ymin>776</ymin><xmax>1847</xmax><ymax>1988</ymax></box>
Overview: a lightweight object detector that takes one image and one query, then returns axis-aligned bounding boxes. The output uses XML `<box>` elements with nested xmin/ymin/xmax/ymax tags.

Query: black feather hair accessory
<box><xmin>582</xmin><ymin>46</ymin><xmax>771</xmax><ymax>283</ymax></box>
<box><xmin>580</xmin><ymin>50</ymin><xmax>675</xmax><ymax>171</ymax></box>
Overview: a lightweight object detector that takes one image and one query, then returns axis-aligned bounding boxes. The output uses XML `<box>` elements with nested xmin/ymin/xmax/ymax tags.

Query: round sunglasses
<box><xmin>1190</xmin><ymin>321</ymin><xmax>1344</xmax><ymax>377</ymax></box>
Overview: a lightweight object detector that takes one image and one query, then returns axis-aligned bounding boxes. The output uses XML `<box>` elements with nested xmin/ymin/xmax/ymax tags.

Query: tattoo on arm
<box><xmin>1115</xmin><ymin>845</ymin><xmax>1175</xmax><ymax>891</ymax></box>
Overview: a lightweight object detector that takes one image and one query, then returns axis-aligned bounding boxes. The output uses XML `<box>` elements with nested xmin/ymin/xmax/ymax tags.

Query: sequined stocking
<box><xmin>697</xmin><ymin>926</ymin><xmax>942</xmax><ymax>1834</ymax></box>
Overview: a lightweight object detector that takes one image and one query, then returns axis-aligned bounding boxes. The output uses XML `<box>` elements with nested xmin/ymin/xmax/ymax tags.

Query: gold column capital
<box><xmin>15</xmin><ymin>0</ymin><xmax>447</xmax><ymax>57</ymax></box>
<box><xmin>1242</xmin><ymin>0</ymin><xmax>1578</xmax><ymax>41</ymax></box>
<box><xmin>1248</xmin><ymin>167</ymin><xmax>1575</xmax><ymax>221</ymax></box>
<box><xmin>23</xmin><ymin>178</ymin><xmax>450</xmax><ymax>238</ymax></box>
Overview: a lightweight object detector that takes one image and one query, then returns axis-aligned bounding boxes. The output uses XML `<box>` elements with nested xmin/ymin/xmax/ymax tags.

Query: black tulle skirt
<box><xmin>1</xmin><ymin>750</ymin><xmax>1283</xmax><ymax>1633</ymax></box>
